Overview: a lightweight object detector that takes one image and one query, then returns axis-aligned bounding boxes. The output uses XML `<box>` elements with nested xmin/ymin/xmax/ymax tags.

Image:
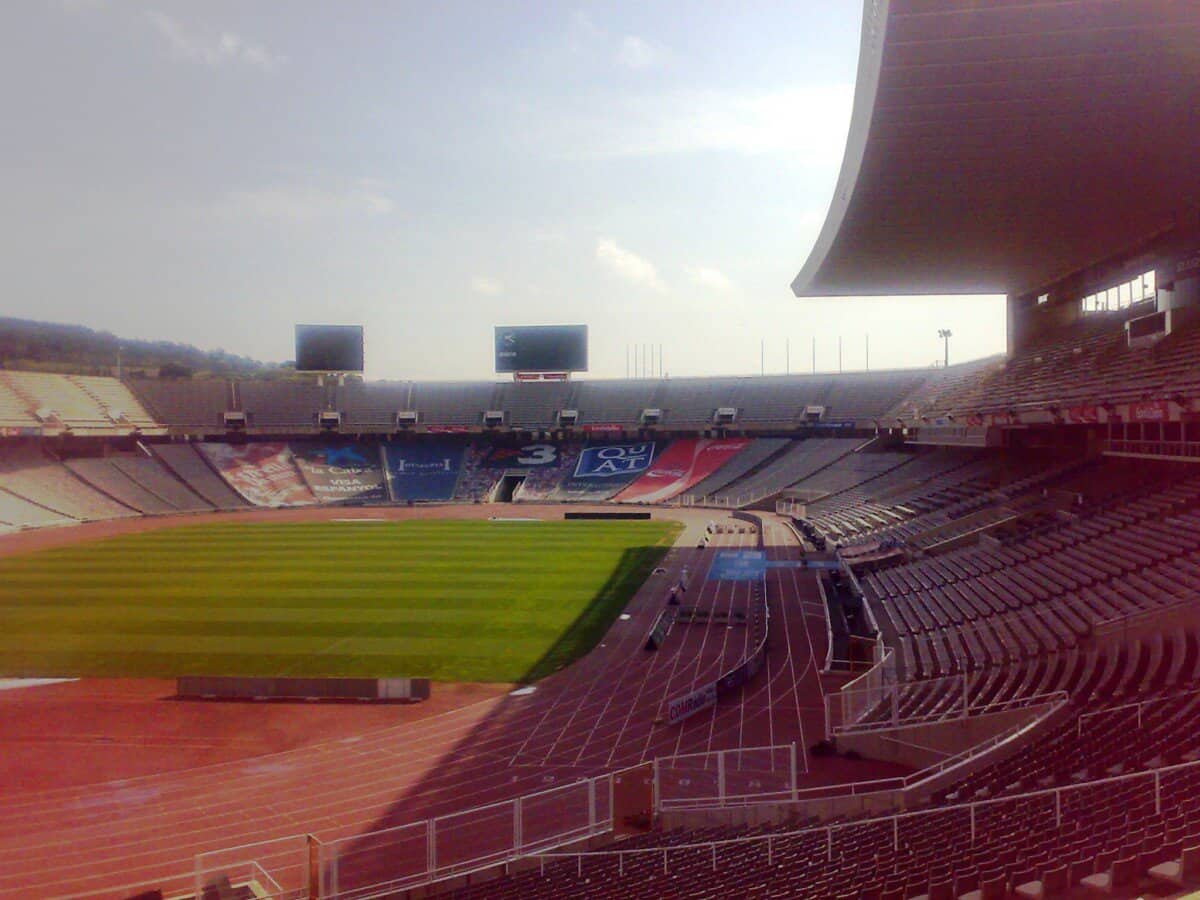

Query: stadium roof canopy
<box><xmin>793</xmin><ymin>0</ymin><xmax>1200</xmax><ymax>299</ymax></box>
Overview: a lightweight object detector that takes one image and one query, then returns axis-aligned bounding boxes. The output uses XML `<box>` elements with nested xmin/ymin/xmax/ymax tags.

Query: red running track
<box><xmin>0</xmin><ymin>511</ymin><xmax>874</xmax><ymax>899</ymax></box>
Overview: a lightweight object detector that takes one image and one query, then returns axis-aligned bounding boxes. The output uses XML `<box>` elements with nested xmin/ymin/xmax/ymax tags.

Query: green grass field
<box><xmin>0</xmin><ymin>518</ymin><xmax>681</xmax><ymax>682</ymax></box>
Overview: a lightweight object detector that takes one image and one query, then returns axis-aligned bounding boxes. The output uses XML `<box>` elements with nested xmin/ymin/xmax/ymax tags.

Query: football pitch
<box><xmin>0</xmin><ymin>518</ymin><xmax>682</xmax><ymax>682</ymax></box>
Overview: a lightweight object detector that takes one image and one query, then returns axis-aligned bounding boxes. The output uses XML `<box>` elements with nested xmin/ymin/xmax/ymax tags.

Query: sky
<box><xmin>2</xmin><ymin>1</ymin><xmax>1006</xmax><ymax>381</ymax></box>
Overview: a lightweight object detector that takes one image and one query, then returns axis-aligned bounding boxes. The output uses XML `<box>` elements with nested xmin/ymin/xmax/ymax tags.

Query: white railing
<box><xmin>1104</xmin><ymin>439</ymin><xmax>1200</xmax><ymax>461</ymax></box>
<box><xmin>825</xmin><ymin>639</ymin><xmax>895</xmax><ymax>735</ymax></box>
<box><xmin>197</xmin><ymin>741</ymin><xmax>805</xmax><ymax>899</ymax></box>
<box><xmin>531</xmin><ymin>755</ymin><xmax>1200</xmax><ymax>880</ymax></box>
<box><xmin>657</xmin><ymin>743</ymin><xmax>804</xmax><ymax>811</ymax></box>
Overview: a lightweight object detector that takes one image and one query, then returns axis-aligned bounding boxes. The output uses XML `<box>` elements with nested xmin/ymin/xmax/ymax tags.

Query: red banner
<box><xmin>199</xmin><ymin>442</ymin><xmax>316</xmax><ymax>507</ymax></box>
<box><xmin>1064</xmin><ymin>404</ymin><xmax>1100</xmax><ymax>424</ymax></box>
<box><xmin>582</xmin><ymin>423</ymin><xmax>625</xmax><ymax>433</ymax></box>
<box><xmin>425</xmin><ymin>425</ymin><xmax>471</xmax><ymax>434</ymax></box>
<box><xmin>1131</xmin><ymin>400</ymin><xmax>1169</xmax><ymax>422</ymax></box>
<box><xmin>615</xmin><ymin>438</ymin><xmax>750</xmax><ymax>504</ymax></box>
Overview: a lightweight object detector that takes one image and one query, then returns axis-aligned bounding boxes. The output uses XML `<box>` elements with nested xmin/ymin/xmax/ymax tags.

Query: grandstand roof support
<box><xmin>793</xmin><ymin>0</ymin><xmax>1200</xmax><ymax>300</ymax></box>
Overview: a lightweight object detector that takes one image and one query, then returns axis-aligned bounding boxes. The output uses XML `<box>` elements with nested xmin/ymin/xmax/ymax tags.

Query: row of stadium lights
<box><xmin>626</xmin><ymin>332</ymin><xmax>954</xmax><ymax>377</ymax></box>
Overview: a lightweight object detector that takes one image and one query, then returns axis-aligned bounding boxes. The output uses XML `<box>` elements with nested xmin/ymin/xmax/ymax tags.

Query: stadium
<box><xmin>4</xmin><ymin>1</ymin><xmax>1200</xmax><ymax>899</ymax></box>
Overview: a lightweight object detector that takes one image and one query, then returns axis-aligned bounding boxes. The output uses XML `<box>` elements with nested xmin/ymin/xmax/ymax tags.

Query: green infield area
<box><xmin>0</xmin><ymin>518</ymin><xmax>681</xmax><ymax>682</ymax></box>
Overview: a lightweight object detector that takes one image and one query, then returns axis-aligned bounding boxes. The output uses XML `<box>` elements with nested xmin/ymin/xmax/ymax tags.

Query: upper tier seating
<box><xmin>915</xmin><ymin>309</ymin><xmax>1200</xmax><ymax>420</ymax></box>
<box><xmin>129</xmin><ymin>379</ymin><xmax>232</xmax><ymax>430</ymax></box>
<box><xmin>238</xmin><ymin>381</ymin><xmax>327</xmax><ymax>430</ymax></box>
<box><xmin>0</xmin><ymin>379</ymin><xmax>39</xmax><ymax>429</ymax></box>
<box><xmin>2</xmin><ymin>371</ymin><xmax>113</xmax><ymax>432</ymax></box>
<box><xmin>68</xmin><ymin>376</ymin><xmax>159</xmax><ymax>431</ymax></box>
<box><xmin>128</xmin><ymin>369</ymin><xmax>948</xmax><ymax>433</ymax></box>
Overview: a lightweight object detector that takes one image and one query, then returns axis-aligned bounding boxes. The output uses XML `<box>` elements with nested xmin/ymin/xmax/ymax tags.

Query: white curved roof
<box><xmin>794</xmin><ymin>0</ymin><xmax>1200</xmax><ymax>298</ymax></box>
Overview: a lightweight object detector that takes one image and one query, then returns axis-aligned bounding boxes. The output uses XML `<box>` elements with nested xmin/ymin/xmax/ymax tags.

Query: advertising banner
<box><xmin>480</xmin><ymin>442</ymin><xmax>563</xmax><ymax>469</ymax></box>
<box><xmin>291</xmin><ymin>443</ymin><xmax>386</xmax><ymax>503</ymax></box>
<box><xmin>667</xmin><ymin>683</ymin><xmax>718</xmax><ymax>725</ymax></box>
<box><xmin>199</xmin><ymin>442</ymin><xmax>316</xmax><ymax>507</ymax></box>
<box><xmin>1131</xmin><ymin>400</ymin><xmax>1170</xmax><ymax>422</ymax></box>
<box><xmin>1064</xmin><ymin>404</ymin><xmax>1100</xmax><ymax>424</ymax></box>
<box><xmin>573</xmin><ymin>442</ymin><xmax>656</xmax><ymax>479</ymax></box>
<box><xmin>385</xmin><ymin>441</ymin><xmax>466</xmax><ymax>501</ymax></box>
<box><xmin>615</xmin><ymin>438</ymin><xmax>751</xmax><ymax>504</ymax></box>
<box><xmin>546</xmin><ymin>441</ymin><xmax>657</xmax><ymax>501</ymax></box>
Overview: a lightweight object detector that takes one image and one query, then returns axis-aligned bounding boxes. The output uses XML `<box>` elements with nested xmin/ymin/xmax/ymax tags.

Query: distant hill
<box><xmin>0</xmin><ymin>317</ymin><xmax>297</xmax><ymax>380</ymax></box>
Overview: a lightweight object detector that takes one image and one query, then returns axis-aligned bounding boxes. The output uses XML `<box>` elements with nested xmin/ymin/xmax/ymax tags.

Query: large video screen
<box><xmin>295</xmin><ymin>324</ymin><xmax>364</xmax><ymax>372</ymax></box>
<box><xmin>494</xmin><ymin>324</ymin><xmax>587</xmax><ymax>373</ymax></box>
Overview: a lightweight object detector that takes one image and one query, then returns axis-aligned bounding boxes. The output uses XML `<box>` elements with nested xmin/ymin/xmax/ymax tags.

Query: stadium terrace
<box><xmin>4</xmin><ymin>1</ymin><xmax>1200</xmax><ymax>899</ymax></box>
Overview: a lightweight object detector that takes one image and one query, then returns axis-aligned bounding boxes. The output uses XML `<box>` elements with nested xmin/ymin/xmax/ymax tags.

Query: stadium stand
<box><xmin>129</xmin><ymin>379</ymin><xmax>232</xmax><ymax>431</ymax></box>
<box><xmin>238</xmin><ymin>381</ymin><xmax>327</xmax><ymax>430</ymax></box>
<box><xmin>150</xmin><ymin>443</ymin><xmax>249</xmax><ymax>509</ymax></box>
<box><xmin>0</xmin><ymin>485</ymin><xmax>77</xmax><ymax>528</ymax></box>
<box><xmin>907</xmin><ymin>314</ymin><xmax>1200</xmax><ymax>425</ymax></box>
<box><xmin>494</xmin><ymin>380</ymin><xmax>579</xmax><ymax>429</ymax></box>
<box><xmin>408</xmin><ymin>381</ymin><xmax>501</xmax><ymax>427</ymax></box>
<box><xmin>706</xmin><ymin>437</ymin><xmax>860</xmax><ymax>507</ymax></box>
<box><xmin>110</xmin><ymin>455</ymin><xmax>212</xmax><ymax>511</ymax></box>
<box><xmin>0</xmin><ymin>378</ymin><xmax>40</xmax><ymax>429</ymax></box>
<box><xmin>64</xmin><ymin>457</ymin><xmax>181</xmax><ymax>514</ymax></box>
<box><xmin>616</xmin><ymin>438</ymin><xmax>752</xmax><ymax>504</ymax></box>
<box><xmin>513</xmin><ymin>443</ymin><xmax>583</xmax><ymax>501</ymax></box>
<box><xmin>675</xmin><ymin>437</ymin><xmax>790</xmax><ymax>504</ymax></box>
<box><xmin>2</xmin><ymin>370</ymin><xmax>119</xmax><ymax>433</ymax></box>
<box><xmin>334</xmin><ymin>380</ymin><xmax>411</xmax><ymax>430</ymax></box>
<box><xmin>68</xmin><ymin>375</ymin><xmax>161</xmax><ymax>433</ymax></box>
<box><xmin>384</xmin><ymin>440</ymin><xmax>467</xmax><ymax>501</ymax></box>
<box><xmin>197</xmin><ymin>441</ymin><xmax>316</xmax><ymax>506</ymax></box>
<box><xmin>0</xmin><ymin>442</ymin><xmax>135</xmax><ymax>521</ymax></box>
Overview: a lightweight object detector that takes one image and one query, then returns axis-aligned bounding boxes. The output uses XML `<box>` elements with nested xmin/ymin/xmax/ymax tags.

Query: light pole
<box><xmin>937</xmin><ymin>329</ymin><xmax>952</xmax><ymax>368</ymax></box>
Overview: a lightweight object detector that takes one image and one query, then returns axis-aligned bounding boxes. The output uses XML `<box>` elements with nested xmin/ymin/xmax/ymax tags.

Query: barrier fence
<box><xmin>195</xmin><ymin>834</ymin><xmax>312</xmax><ymax>900</ymax></box>
<box><xmin>664</xmin><ymin>574</ymin><xmax>770</xmax><ymax>725</ymax></box>
<box><xmin>196</xmin><ymin>742</ymin><xmax>803</xmax><ymax>899</ymax></box>
<box><xmin>825</xmin><ymin>641</ymin><xmax>895</xmax><ymax>734</ymax></box>
<box><xmin>657</xmin><ymin>743</ymin><xmax>803</xmax><ymax>810</ymax></box>
<box><xmin>316</xmin><ymin>775</ymin><xmax>614</xmax><ymax>899</ymax></box>
<box><xmin>531</xmin><ymin>757</ymin><xmax>1200</xmax><ymax>881</ymax></box>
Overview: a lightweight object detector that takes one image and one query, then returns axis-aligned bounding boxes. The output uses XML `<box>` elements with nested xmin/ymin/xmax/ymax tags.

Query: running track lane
<box><xmin>0</xmin><ymin>515</ymin><xmax>833</xmax><ymax>898</ymax></box>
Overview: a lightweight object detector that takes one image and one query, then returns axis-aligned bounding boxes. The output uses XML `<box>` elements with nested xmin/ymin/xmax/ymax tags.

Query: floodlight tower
<box><xmin>938</xmin><ymin>328</ymin><xmax>952</xmax><ymax>368</ymax></box>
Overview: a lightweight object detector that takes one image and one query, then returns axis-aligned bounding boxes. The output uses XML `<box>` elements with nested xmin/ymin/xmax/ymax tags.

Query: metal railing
<box><xmin>1104</xmin><ymin>439</ymin><xmax>1200</xmax><ymax>461</ymax></box>
<box><xmin>531</xmin><ymin>755</ymin><xmax>1200</xmax><ymax>881</ymax></box>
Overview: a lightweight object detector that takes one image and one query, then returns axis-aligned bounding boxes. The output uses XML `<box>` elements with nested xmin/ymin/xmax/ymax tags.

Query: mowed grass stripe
<box><xmin>0</xmin><ymin>519</ymin><xmax>680</xmax><ymax>681</ymax></box>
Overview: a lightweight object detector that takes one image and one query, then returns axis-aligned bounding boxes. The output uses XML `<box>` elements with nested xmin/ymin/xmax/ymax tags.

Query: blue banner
<box><xmin>573</xmin><ymin>442</ymin><xmax>656</xmax><ymax>479</ymax></box>
<box><xmin>384</xmin><ymin>441</ymin><xmax>466</xmax><ymax>501</ymax></box>
<box><xmin>708</xmin><ymin>550</ymin><xmax>767</xmax><ymax>581</ymax></box>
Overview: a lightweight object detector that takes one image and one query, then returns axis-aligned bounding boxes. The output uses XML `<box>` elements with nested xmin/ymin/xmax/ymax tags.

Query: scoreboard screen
<box><xmin>295</xmin><ymin>325</ymin><xmax>364</xmax><ymax>372</ymax></box>
<box><xmin>494</xmin><ymin>325</ymin><xmax>588</xmax><ymax>373</ymax></box>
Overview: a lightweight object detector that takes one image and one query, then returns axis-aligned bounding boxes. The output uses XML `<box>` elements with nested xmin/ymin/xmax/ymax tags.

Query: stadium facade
<box><xmin>4</xmin><ymin>1</ymin><xmax>1200</xmax><ymax>897</ymax></box>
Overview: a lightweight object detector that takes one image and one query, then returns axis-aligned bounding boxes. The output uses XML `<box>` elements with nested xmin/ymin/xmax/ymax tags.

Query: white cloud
<box><xmin>616</xmin><ymin>36</ymin><xmax>661</xmax><ymax>71</ymax></box>
<box><xmin>147</xmin><ymin>11</ymin><xmax>285</xmax><ymax>73</ymax></box>
<box><xmin>596</xmin><ymin>238</ymin><xmax>666</xmax><ymax>292</ymax></box>
<box><xmin>212</xmin><ymin>183</ymin><xmax>394</xmax><ymax>224</ymax></box>
<box><xmin>508</xmin><ymin>84</ymin><xmax>853</xmax><ymax>161</ymax></box>
<box><xmin>471</xmin><ymin>276</ymin><xmax>504</xmax><ymax>296</ymax></box>
<box><xmin>685</xmin><ymin>265</ymin><xmax>735</xmax><ymax>292</ymax></box>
